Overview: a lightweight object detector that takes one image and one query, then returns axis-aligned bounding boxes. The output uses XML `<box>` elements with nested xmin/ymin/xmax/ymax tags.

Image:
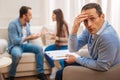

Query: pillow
<box><xmin>30</xmin><ymin>26</ymin><xmax>44</xmax><ymax>46</ymax></box>
<box><xmin>30</xmin><ymin>38</ymin><xmax>43</xmax><ymax>47</ymax></box>
<box><xmin>39</xmin><ymin>26</ymin><xmax>55</xmax><ymax>46</ymax></box>
<box><xmin>0</xmin><ymin>39</ymin><xmax>8</xmax><ymax>54</ymax></box>
<box><xmin>30</xmin><ymin>26</ymin><xmax>52</xmax><ymax>46</ymax></box>
<box><xmin>42</xmin><ymin>27</ymin><xmax>56</xmax><ymax>46</ymax></box>
<box><xmin>44</xmin><ymin>33</ymin><xmax>55</xmax><ymax>46</ymax></box>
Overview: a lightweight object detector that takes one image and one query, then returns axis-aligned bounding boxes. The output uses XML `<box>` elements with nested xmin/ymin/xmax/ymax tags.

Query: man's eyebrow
<box><xmin>89</xmin><ymin>15</ymin><xmax>94</xmax><ymax>17</ymax></box>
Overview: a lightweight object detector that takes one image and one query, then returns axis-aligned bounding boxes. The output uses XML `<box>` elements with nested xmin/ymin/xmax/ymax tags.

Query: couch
<box><xmin>63</xmin><ymin>49</ymin><xmax>120</xmax><ymax>80</ymax></box>
<box><xmin>0</xmin><ymin>26</ymin><xmax>54</xmax><ymax>79</ymax></box>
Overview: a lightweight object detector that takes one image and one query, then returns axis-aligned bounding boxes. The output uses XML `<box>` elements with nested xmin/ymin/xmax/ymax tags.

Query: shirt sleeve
<box><xmin>8</xmin><ymin>22</ymin><xmax>24</xmax><ymax>44</ymax></box>
<box><xmin>76</xmin><ymin>34</ymin><xmax>117</xmax><ymax>71</ymax></box>
<box><xmin>68</xmin><ymin>29</ymin><xmax>89</xmax><ymax>52</ymax></box>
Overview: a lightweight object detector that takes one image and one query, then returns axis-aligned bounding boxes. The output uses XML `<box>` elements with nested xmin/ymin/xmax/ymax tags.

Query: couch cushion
<box><xmin>0</xmin><ymin>61</ymin><xmax>50</xmax><ymax>73</ymax></box>
<box><xmin>2</xmin><ymin>52</ymin><xmax>51</xmax><ymax>73</ymax></box>
<box><xmin>3</xmin><ymin>52</ymin><xmax>48</xmax><ymax>63</ymax></box>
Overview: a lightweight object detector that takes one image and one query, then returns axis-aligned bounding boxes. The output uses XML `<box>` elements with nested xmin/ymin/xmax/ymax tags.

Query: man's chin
<box><xmin>27</xmin><ymin>21</ymin><xmax>30</xmax><ymax>23</ymax></box>
<box><xmin>89</xmin><ymin>31</ymin><xmax>95</xmax><ymax>34</ymax></box>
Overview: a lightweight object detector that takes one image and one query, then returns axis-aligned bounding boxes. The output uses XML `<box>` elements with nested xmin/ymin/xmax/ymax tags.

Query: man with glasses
<box><xmin>55</xmin><ymin>3</ymin><xmax>120</xmax><ymax>80</ymax></box>
<box><xmin>7</xmin><ymin>6</ymin><xmax>48</xmax><ymax>80</ymax></box>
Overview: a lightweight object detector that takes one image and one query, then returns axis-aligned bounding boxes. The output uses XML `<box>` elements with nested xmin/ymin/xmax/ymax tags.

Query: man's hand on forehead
<box><xmin>75</xmin><ymin>13</ymin><xmax>88</xmax><ymax>23</ymax></box>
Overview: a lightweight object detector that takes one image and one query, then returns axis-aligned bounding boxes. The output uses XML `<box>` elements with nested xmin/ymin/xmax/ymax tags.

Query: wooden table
<box><xmin>0</xmin><ymin>57</ymin><xmax>12</xmax><ymax>80</ymax></box>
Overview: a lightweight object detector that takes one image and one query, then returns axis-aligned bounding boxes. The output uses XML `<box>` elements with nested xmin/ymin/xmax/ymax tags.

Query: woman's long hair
<box><xmin>53</xmin><ymin>9</ymin><xmax>69</xmax><ymax>37</ymax></box>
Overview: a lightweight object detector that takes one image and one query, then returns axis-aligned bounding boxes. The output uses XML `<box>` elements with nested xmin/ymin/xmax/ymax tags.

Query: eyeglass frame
<box><xmin>83</xmin><ymin>16</ymin><xmax>100</xmax><ymax>24</ymax></box>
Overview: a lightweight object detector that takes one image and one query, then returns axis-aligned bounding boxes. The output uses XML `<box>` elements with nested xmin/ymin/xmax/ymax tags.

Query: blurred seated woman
<box><xmin>44</xmin><ymin>8</ymin><xmax>69</xmax><ymax>79</ymax></box>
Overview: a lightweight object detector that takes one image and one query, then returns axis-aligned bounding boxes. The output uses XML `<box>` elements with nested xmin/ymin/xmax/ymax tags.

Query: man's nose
<box><xmin>88</xmin><ymin>20</ymin><xmax>92</xmax><ymax>26</ymax></box>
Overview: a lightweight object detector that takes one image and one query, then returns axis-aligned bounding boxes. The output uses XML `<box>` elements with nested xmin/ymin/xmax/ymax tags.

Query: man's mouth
<box><xmin>88</xmin><ymin>28</ymin><xmax>93</xmax><ymax>32</ymax></box>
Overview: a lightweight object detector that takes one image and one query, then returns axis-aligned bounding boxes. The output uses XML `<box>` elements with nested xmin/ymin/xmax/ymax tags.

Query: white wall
<box><xmin>1</xmin><ymin>0</ymin><xmax>120</xmax><ymax>37</ymax></box>
<box><xmin>0</xmin><ymin>0</ymin><xmax>47</xmax><ymax>27</ymax></box>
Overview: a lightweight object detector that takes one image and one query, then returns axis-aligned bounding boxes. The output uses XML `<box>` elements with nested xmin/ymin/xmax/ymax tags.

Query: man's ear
<box><xmin>22</xmin><ymin>14</ymin><xmax>26</xmax><ymax>18</ymax></box>
<box><xmin>101</xmin><ymin>13</ymin><xmax>105</xmax><ymax>19</ymax></box>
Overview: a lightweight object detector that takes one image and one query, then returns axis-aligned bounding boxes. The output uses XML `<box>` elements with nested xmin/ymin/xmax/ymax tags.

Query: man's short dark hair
<box><xmin>19</xmin><ymin>6</ymin><xmax>31</xmax><ymax>18</ymax></box>
<box><xmin>81</xmin><ymin>3</ymin><xmax>103</xmax><ymax>16</ymax></box>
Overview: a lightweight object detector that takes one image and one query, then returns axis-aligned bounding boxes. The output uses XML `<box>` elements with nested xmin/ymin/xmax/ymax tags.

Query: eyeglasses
<box><xmin>84</xmin><ymin>16</ymin><xmax>99</xmax><ymax>24</ymax></box>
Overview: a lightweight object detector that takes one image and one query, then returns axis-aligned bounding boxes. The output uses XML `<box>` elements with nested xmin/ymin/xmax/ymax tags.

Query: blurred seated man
<box><xmin>7</xmin><ymin>6</ymin><xmax>48</xmax><ymax>80</ymax></box>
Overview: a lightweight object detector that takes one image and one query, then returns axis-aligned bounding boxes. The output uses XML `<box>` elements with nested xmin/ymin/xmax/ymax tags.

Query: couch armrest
<box><xmin>77</xmin><ymin>49</ymin><xmax>90</xmax><ymax>58</ymax></box>
<box><xmin>63</xmin><ymin>64</ymin><xmax>120</xmax><ymax>80</ymax></box>
<box><xmin>0</xmin><ymin>39</ymin><xmax>8</xmax><ymax>54</ymax></box>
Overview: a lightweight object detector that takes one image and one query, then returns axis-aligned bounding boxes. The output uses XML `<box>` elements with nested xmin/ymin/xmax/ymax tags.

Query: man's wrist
<box><xmin>75</xmin><ymin>56</ymin><xmax>81</xmax><ymax>62</ymax></box>
<box><xmin>71</xmin><ymin>25</ymin><xmax>79</xmax><ymax>35</ymax></box>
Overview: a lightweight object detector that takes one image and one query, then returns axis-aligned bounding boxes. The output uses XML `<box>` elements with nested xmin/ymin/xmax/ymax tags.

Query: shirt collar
<box><xmin>92</xmin><ymin>21</ymin><xmax>107</xmax><ymax>39</ymax></box>
<box><xmin>96</xmin><ymin>21</ymin><xmax>107</xmax><ymax>35</ymax></box>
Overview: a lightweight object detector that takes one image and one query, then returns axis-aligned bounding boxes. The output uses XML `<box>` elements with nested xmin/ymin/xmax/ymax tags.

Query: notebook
<box><xmin>44</xmin><ymin>50</ymin><xmax>79</xmax><ymax>60</ymax></box>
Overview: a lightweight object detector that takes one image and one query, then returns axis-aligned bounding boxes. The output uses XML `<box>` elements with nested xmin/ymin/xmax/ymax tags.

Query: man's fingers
<box><xmin>75</xmin><ymin>14</ymin><xmax>88</xmax><ymax>22</ymax></box>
